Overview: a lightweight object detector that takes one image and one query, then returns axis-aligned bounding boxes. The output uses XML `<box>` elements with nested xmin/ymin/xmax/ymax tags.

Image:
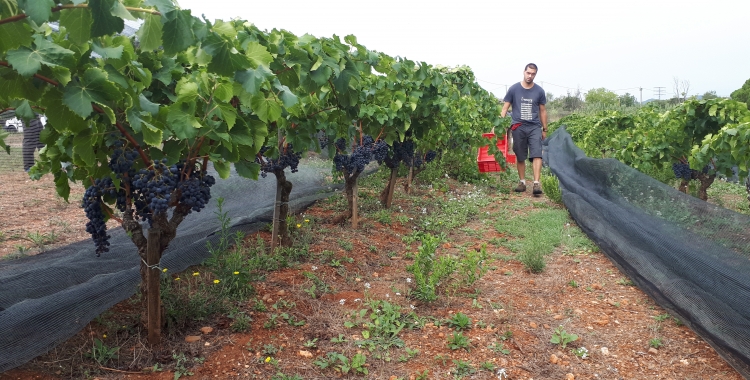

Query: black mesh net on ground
<box><xmin>545</xmin><ymin>127</ymin><xmax>750</xmax><ymax>379</ymax></box>
<box><xmin>0</xmin><ymin>164</ymin><xmax>340</xmax><ymax>372</ymax></box>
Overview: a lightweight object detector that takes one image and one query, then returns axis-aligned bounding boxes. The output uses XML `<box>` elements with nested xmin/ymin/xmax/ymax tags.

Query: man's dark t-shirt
<box><xmin>503</xmin><ymin>83</ymin><xmax>547</xmax><ymax>127</ymax></box>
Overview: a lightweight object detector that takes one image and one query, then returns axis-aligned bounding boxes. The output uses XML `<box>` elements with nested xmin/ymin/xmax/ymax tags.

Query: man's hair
<box><xmin>524</xmin><ymin>63</ymin><xmax>538</xmax><ymax>71</ymax></box>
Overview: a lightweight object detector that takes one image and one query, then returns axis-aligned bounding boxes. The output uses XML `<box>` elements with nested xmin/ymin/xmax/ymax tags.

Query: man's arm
<box><xmin>501</xmin><ymin>102</ymin><xmax>511</xmax><ymax>118</ymax></box>
<box><xmin>539</xmin><ymin>104</ymin><xmax>548</xmax><ymax>137</ymax></box>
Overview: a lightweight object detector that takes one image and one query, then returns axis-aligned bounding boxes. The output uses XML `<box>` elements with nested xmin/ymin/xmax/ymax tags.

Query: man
<box><xmin>22</xmin><ymin>114</ymin><xmax>45</xmax><ymax>172</ymax></box>
<box><xmin>501</xmin><ymin>63</ymin><xmax>548</xmax><ymax>196</ymax></box>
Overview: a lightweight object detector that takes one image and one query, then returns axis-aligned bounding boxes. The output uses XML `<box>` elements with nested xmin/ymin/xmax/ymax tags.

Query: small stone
<box><xmin>594</xmin><ymin>319</ymin><xmax>609</xmax><ymax>326</ymax></box>
<box><xmin>680</xmin><ymin>359</ymin><xmax>689</xmax><ymax>365</ymax></box>
<box><xmin>648</xmin><ymin>348</ymin><xmax>659</xmax><ymax>355</ymax></box>
<box><xmin>299</xmin><ymin>350</ymin><xmax>313</xmax><ymax>358</ymax></box>
<box><xmin>600</xmin><ymin>347</ymin><xmax>609</xmax><ymax>356</ymax></box>
<box><xmin>543</xmin><ymin>324</ymin><xmax>551</xmax><ymax>329</ymax></box>
<box><xmin>553</xmin><ymin>315</ymin><xmax>563</xmax><ymax>320</ymax></box>
<box><xmin>592</xmin><ymin>283</ymin><xmax>602</xmax><ymax>290</ymax></box>
<box><xmin>185</xmin><ymin>335</ymin><xmax>201</xmax><ymax>343</ymax></box>
<box><xmin>562</xmin><ymin>360</ymin><xmax>570</xmax><ymax>366</ymax></box>
<box><xmin>529</xmin><ymin>279</ymin><xmax>535</xmax><ymax>285</ymax></box>
<box><xmin>566</xmin><ymin>373</ymin><xmax>575</xmax><ymax>380</ymax></box>
<box><xmin>550</xmin><ymin>354</ymin><xmax>559</xmax><ymax>364</ymax></box>
<box><xmin>529</xmin><ymin>321</ymin><xmax>538</xmax><ymax>328</ymax></box>
<box><xmin>373</xmin><ymin>272</ymin><xmax>379</xmax><ymax>278</ymax></box>
<box><xmin>204</xmin><ymin>342</ymin><xmax>210</xmax><ymax>346</ymax></box>
<box><xmin>438</xmin><ymin>332</ymin><xmax>445</xmax><ymax>338</ymax></box>
<box><xmin>200</xmin><ymin>327</ymin><xmax>214</xmax><ymax>334</ymax></box>
<box><xmin>277</xmin><ymin>290</ymin><xmax>286</xmax><ymax>296</ymax></box>
<box><xmin>390</xmin><ymin>376</ymin><xmax>399</xmax><ymax>380</ymax></box>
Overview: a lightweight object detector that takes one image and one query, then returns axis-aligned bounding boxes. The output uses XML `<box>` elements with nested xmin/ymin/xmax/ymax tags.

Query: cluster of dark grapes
<box><xmin>671</xmin><ymin>162</ymin><xmax>695</xmax><ymax>180</ymax></box>
<box><xmin>257</xmin><ymin>144</ymin><xmax>302</xmax><ymax>178</ymax></box>
<box><xmin>333</xmin><ymin>136</ymin><xmax>388</xmax><ymax>175</ymax></box>
<box><xmin>81</xmin><ymin>144</ymin><xmax>215</xmax><ymax>254</ymax></box>
<box><xmin>413</xmin><ymin>150</ymin><xmax>438</xmax><ymax>168</ymax></box>
<box><xmin>81</xmin><ymin>178</ymin><xmax>115</xmax><ymax>255</ymax></box>
<box><xmin>317</xmin><ymin>133</ymin><xmax>329</xmax><ymax>150</ymax></box>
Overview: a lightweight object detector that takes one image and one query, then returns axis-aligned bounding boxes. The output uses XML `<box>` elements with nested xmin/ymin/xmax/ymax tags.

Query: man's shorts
<box><xmin>510</xmin><ymin>123</ymin><xmax>543</xmax><ymax>162</ymax></box>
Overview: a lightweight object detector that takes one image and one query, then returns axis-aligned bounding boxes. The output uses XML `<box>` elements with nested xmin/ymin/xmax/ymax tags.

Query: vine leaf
<box><xmin>144</xmin><ymin>0</ymin><xmax>177</xmax><ymax>14</ymax></box>
<box><xmin>136</xmin><ymin>13</ymin><xmax>163</xmax><ymax>51</ymax></box>
<box><xmin>59</xmin><ymin>8</ymin><xmax>93</xmax><ymax>46</ymax></box>
<box><xmin>250</xmin><ymin>93</ymin><xmax>282</xmax><ymax>123</ymax></box>
<box><xmin>162</xmin><ymin>9</ymin><xmax>196</xmax><ymax>55</ymax></box>
<box><xmin>0</xmin><ymin>20</ymin><xmax>33</xmax><ymax>54</ymax></box>
<box><xmin>19</xmin><ymin>0</ymin><xmax>54</xmax><ymax>25</ymax></box>
<box><xmin>235</xmin><ymin>65</ymin><xmax>273</xmax><ymax>96</ymax></box>
<box><xmin>90</xmin><ymin>0</ymin><xmax>124</xmax><ymax>38</ymax></box>
<box><xmin>6</xmin><ymin>35</ymin><xmax>74</xmax><ymax>77</ymax></box>
<box><xmin>62</xmin><ymin>67</ymin><xmax>122</xmax><ymax>120</ymax></box>
<box><xmin>243</xmin><ymin>41</ymin><xmax>273</xmax><ymax>68</ymax></box>
<box><xmin>202</xmin><ymin>33</ymin><xmax>250</xmax><ymax>76</ymax></box>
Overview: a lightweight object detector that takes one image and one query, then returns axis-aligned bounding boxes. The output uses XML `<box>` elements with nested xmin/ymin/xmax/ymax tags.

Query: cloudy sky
<box><xmin>177</xmin><ymin>0</ymin><xmax>750</xmax><ymax>100</ymax></box>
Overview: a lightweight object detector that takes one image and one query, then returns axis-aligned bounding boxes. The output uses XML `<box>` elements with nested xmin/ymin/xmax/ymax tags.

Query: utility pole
<box><xmin>639</xmin><ymin>87</ymin><xmax>643</xmax><ymax>105</ymax></box>
<box><xmin>654</xmin><ymin>87</ymin><xmax>665</xmax><ymax>100</ymax></box>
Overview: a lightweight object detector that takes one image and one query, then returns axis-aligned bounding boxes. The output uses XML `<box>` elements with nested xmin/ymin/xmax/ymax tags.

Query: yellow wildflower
<box><xmin>296</xmin><ymin>224</ymin><xmax>301</xmax><ymax>228</ymax></box>
<box><xmin>233</xmin><ymin>271</ymin><xmax>240</xmax><ymax>275</ymax></box>
<box><xmin>102</xmin><ymin>334</ymin><xmax>107</xmax><ymax>339</ymax></box>
<box><xmin>162</xmin><ymin>268</ymin><xmax>168</xmax><ymax>273</ymax></box>
<box><xmin>175</xmin><ymin>277</ymin><xmax>180</xmax><ymax>281</ymax></box>
<box><xmin>193</xmin><ymin>272</ymin><xmax>199</xmax><ymax>276</ymax></box>
<box><xmin>214</xmin><ymin>279</ymin><xmax>220</xmax><ymax>284</ymax></box>
<box><xmin>304</xmin><ymin>219</ymin><xmax>310</xmax><ymax>223</ymax></box>
<box><xmin>265</xmin><ymin>357</ymin><xmax>271</xmax><ymax>363</ymax></box>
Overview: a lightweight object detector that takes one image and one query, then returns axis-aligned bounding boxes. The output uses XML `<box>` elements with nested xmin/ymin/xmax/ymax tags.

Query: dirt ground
<box><xmin>0</xmin><ymin>168</ymin><xmax>744</xmax><ymax>380</ymax></box>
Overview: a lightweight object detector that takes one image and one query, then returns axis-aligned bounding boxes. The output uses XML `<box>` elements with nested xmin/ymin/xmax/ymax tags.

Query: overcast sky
<box><xmin>177</xmin><ymin>0</ymin><xmax>750</xmax><ymax>101</ymax></box>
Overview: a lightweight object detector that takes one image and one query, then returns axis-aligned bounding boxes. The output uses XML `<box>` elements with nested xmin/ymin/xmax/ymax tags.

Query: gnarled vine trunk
<box><xmin>271</xmin><ymin>169</ymin><xmax>294</xmax><ymax>249</ymax></box>
<box><xmin>696</xmin><ymin>172</ymin><xmax>715</xmax><ymax>201</ymax></box>
<box><xmin>380</xmin><ymin>167</ymin><xmax>399</xmax><ymax>208</ymax></box>
<box><xmin>332</xmin><ymin>169</ymin><xmax>361</xmax><ymax>228</ymax></box>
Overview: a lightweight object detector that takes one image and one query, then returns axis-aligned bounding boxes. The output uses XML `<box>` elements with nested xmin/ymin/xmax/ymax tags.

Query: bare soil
<box><xmin>0</xmin><ymin>170</ymin><xmax>743</xmax><ymax>380</ymax></box>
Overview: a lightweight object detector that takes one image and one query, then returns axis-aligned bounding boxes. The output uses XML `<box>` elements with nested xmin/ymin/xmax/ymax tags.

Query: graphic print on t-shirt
<box><xmin>520</xmin><ymin>97</ymin><xmax>533</xmax><ymax>121</ymax></box>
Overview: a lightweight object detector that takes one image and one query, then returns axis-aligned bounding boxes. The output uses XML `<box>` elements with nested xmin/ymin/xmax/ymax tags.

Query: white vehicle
<box><xmin>3</xmin><ymin>118</ymin><xmax>23</xmax><ymax>133</ymax></box>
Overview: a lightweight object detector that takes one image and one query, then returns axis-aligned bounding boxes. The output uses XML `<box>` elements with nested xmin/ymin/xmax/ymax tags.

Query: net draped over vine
<box><xmin>0</xmin><ymin>164</ymin><xmax>338</xmax><ymax>372</ymax></box>
<box><xmin>545</xmin><ymin>127</ymin><xmax>750</xmax><ymax>378</ymax></box>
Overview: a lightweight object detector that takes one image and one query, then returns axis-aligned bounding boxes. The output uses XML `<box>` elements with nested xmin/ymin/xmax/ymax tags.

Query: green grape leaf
<box><xmin>136</xmin><ymin>13</ymin><xmax>163</xmax><ymax>52</ymax></box>
<box><xmin>250</xmin><ymin>93</ymin><xmax>282</xmax><ymax>123</ymax></box>
<box><xmin>59</xmin><ymin>8</ymin><xmax>92</xmax><ymax>46</ymax></box>
<box><xmin>140</xmin><ymin>120</ymin><xmax>163</xmax><ymax>147</ymax></box>
<box><xmin>213</xmin><ymin>159</ymin><xmax>231</xmax><ymax>179</ymax></box>
<box><xmin>273</xmin><ymin>82</ymin><xmax>298</xmax><ymax>108</ymax></box>
<box><xmin>167</xmin><ymin>102</ymin><xmax>201</xmax><ymax>139</ymax></box>
<box><xmin>20</xmin><ymin>0</ymin><xmax>54</xmax><ymax>24</ymax></box>
<box><xmin>228</xmin><ymin>120</ymin><xmax>255</xmax><ymax>146</ymax></box>
<box><xmin>144</xmin><ymin>0</ymin><xmax>177</xmax><ymax>14</ymax></box>
<box><xmin>73</xmin><ymin>129</ymin><xmax>96</xmax><ymax>166</ymax></box>
<box><xmin>212</xmin><ymin>20</ymin><xmax>237</xmax><ymax>38</ymax></box>
<box><xmin>235</xmin><ymin>65</ymin><xmax>273</xmax><ymax>96</ymax></box>
<box><xmin>213</xmin><ymin>82</ymin><xmax>233</xmax><ymax>103</ymax></box>
<box><xmin>234</xmin><ymin>161</ymin><xmax>260</xmax><ymax>180</ymax></box>
<box><xmin>109</xmin><ymin>0</ymin><xmax>136</xmax><ymax>21</ymax></box>
<box><xmin>54</xmin><ymin>171</ymin><xmax>71</xmax><ymax>202</ymax></box>
<box><xmin>139</xmin><ymin>93</ymin><xmax>160</xmax><ymax>115</ymax></box>
<box><xmin>6</xmin><ymin>35</ymin><xmax>75</xmax><ymax>77</ymax></box>
<box><xmin>90</xmin><ymin>0</ymin><xmax>124</xmax><ymax>37</ymax></box>
<box><xmin>175</xmin><ymin>79</ymin><xmax>199</xmax><ymax>103</ymax></box>
<box><xmin>162</xmin><ymin>9</ymin><xmax>195</xmax><ymax>55</ymax></box>
<box><xmin>92</xmin><ymin>40</ymin><xmax>124</xmax><ymax>59</ymax></box>
<box><xmin>62</xmin><ymin>67</ymin><xmax>122</xmax><ymax>119</ymax></box>
<box><xmin>41</xmin><ymin>89</ymin><xmax>89</xmax><ymax>133</ymax></box>
<box><xmin>203</xmin><ymin>33</ymin><xmax>250</xmax><ymax>76</ymax></box>
<box><xmin>0</xmin><ymin>20</ymin><xmax>32</xmax><ymax>54</ymax></box>
<box><xmin>215</xmin><ymin>103</ymin><xmax>237</xmax><ymax>129</ymax></box>
<box><xmin>244</xmin><ymin>41</ymin><xmax>273</xmax><ymax>68</ymax></box>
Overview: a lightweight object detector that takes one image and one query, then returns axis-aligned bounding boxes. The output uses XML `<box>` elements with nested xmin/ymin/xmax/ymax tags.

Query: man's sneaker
<box><xmin>532</xmin><ymin>182</ymin><xmax>543</xmax><ymax>196</ymax></box>
<box><xmin>514</xmin><ymin>181</ymin><xmax>526</xmax><ymax>192</ymax></box>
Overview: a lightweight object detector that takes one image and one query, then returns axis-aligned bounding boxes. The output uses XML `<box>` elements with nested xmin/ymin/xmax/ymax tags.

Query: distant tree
<box><xmin>619</xmin><ymin>93</ymin><xmax>638</xmax><ymax>107</ymax></box>
<box><xmin>730</xmin><ymin>79</ymin><xmax>750</xmax><ymax>109</ymax></box>
<box><xmin>673</xmin><ymin>77</ymin><xmax>691</xmax><ymax>102</ymax></box>
<box><xmin>700</xmin><ymin>91</ymin><xmax>719</xmax><ymax>100</ymax></box>
<box><xmin>585</xmin><ymin>88</ymin><xmax>618</xmax><ymax>106</ymax></box>
<box><xmin>547</xmin><ymin>92</ymin><xmax>555</xmax><ymax>102</ymax></box>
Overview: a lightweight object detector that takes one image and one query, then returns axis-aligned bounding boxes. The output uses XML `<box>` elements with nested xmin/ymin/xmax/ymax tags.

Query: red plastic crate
<box><xmin>477</xmin><ymin>132</ymin><xmax>516</xmax><ymax>173</ymax></box>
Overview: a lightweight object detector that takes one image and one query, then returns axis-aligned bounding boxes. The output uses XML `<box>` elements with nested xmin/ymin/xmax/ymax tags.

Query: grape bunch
<box><xmin>81</xmin><ymin>178</ymin><xmax>115</xmax><ymax>256</ymax></box>
<box><xmin>671</xmin><ymin>162</ymin><xmax>694</xmax><ymax>180</ymax></box>
<box><xmin>81</xmin><ymin>149</ymin><xmax>216</xmax><ymax>254</ymax></box>
<box><xmin>333</xmin><ymin>135</ymin><xmax>387</xmax><ymax>175</ymax></box>
<box><xmin>317</xmin><ymin>133</ymin><xmax>329</xmax><ymax>150</ymax></box>
<box><xmin>257</xmin><ymin>144</ymin><xmax>302</xmax><ymax>178</ymax></box>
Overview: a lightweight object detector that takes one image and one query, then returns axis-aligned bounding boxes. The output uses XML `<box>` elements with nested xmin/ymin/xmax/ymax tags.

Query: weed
<box><xmin>617</xmin><ymin>277</ymin><xmax>635</xmax><ymax>286</ymax></box>
<box><xmin>471</xmin><ymin>298</ymin><xmax>483</xmax><ymax>309</ymax></box>
<box><xmin>447</xmin><ymin>332</ymin><xmax>471</xmax><ymax>351</ymax></box>
<box><xmin>303</xmin><ymin>272</ymin><xmax>331</xmax><ymax>296</ymax></box>
<box><xmin>451</xmin><ymin>359</ymin><xmax>476</xmax><ymax>377</ymax></box>
<box><xmin>652</xmin><ymin>313</ymin><xmax>670</xmax><ymax>322</ymax></box>
<box><xmin>480</xmin><ymin>361</ymin><xmax>497</xmax><ymax>371</ymax></box>
<box><xmin>568</xmin><ymin>280</ymin><xmax>579</xmax><ymax>288</ymax></box>
<box><xmin>458</xmin><ymin>245</ymin><xmax>490</xmax><ymax>286</ymax></box>
<box><xmin>331</xmin><ymin>334</ymin><xmax>347</xmax><ymax>343</ymax></box>
<box><xmin>571</xmin><ymin>346</ymin><xmax>589</xmax><ymax>358</ymax></box>
<box><xmin>407</xmin><ymin>233</ymin><xmax>456</xmax><ymax>302</ymax></box>
<box><xmin>649</xmin><ymin>337</ymin><xmax>663</xmax><ymax>348</ymax></box>
<box><xmin>434</xmin><ymin>354</ymin><xmax>448</xmax><ymax>366</ymax></box>
<box><xmin>488</xmin><ymin>342</ymin><xmax>510</xmax><ymax>354</ymax></box>
<box><xmin>172</xmin><ymin>353</ymin><xmax>203</xmax><ymax>379</ymax></box>
<box><xmin>229</xmin><ymin>310</ymin><xmax>252</xmax><ymax>332</ymax></box>
<box><xmin>303</xmin><ymin>338</ymin><xmax>318</xmax><ymax>348</ymax></box>
<box><xmin>263</xmin><ymin>343</ymin><xmax>280</xmax><ymax>356</ymax></box>
<box><xmin>540</xmin><ymin>172</ymin><xmax>563</xmax><ymax>204</ymax></box>
<box><xmin>85</xmin><ymin>338</ymin><xmax>119</xmax><ymax>365</ymax></box>
<box><xmin>373</xmin><ymin>209</ymin><xmax>392</xmax><ymax>224</ymax></box>
<box><xmin>338</xmin><ymin>239</ymin><xmax>353</xmax><ymax>251</ymax></box>
<box><xmin>550</xmin><ymin>326</ymin><xmax>578</xmax><ymax>349</ymax></box>
<box><xmin>264</xmin><ymin>314</ymin><xmax>280</xmax><ymax>329</ymax></box>
<box><xmin>415</xmin><ymin>370</ymin><xmax>429</xmax><ymax>380</ymax></box>
<box><xmin>447</xmin><ymin>312</ymin><xmax>472</xmax><ymax>331</ymax></box>
<box><xmin>270</xmin><ymin>373</ymin><xmax>304</xmax><ymax>380</ymax></box>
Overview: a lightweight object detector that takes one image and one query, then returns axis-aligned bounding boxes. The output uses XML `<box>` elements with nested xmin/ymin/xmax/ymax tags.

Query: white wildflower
<box><xmin>339</xmin><ymin>299</ymin><xmax>346</xmax><ymax>305</ymax></box>
<box><xmin>364</xmin><ymin>282</ymin><xmax>371</xmax><ymax>289</ymax></box>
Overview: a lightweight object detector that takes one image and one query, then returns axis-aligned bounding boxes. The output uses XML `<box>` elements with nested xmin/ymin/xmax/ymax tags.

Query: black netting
<box><xmin>545</xmin><ymin>127</ymin><xmax>750</xmax><ymax>378</ymax></box>
<box><xmin>0</xmin><ymin>164</ymin><xmax>341</xmax><ymax>372</ymax></box>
